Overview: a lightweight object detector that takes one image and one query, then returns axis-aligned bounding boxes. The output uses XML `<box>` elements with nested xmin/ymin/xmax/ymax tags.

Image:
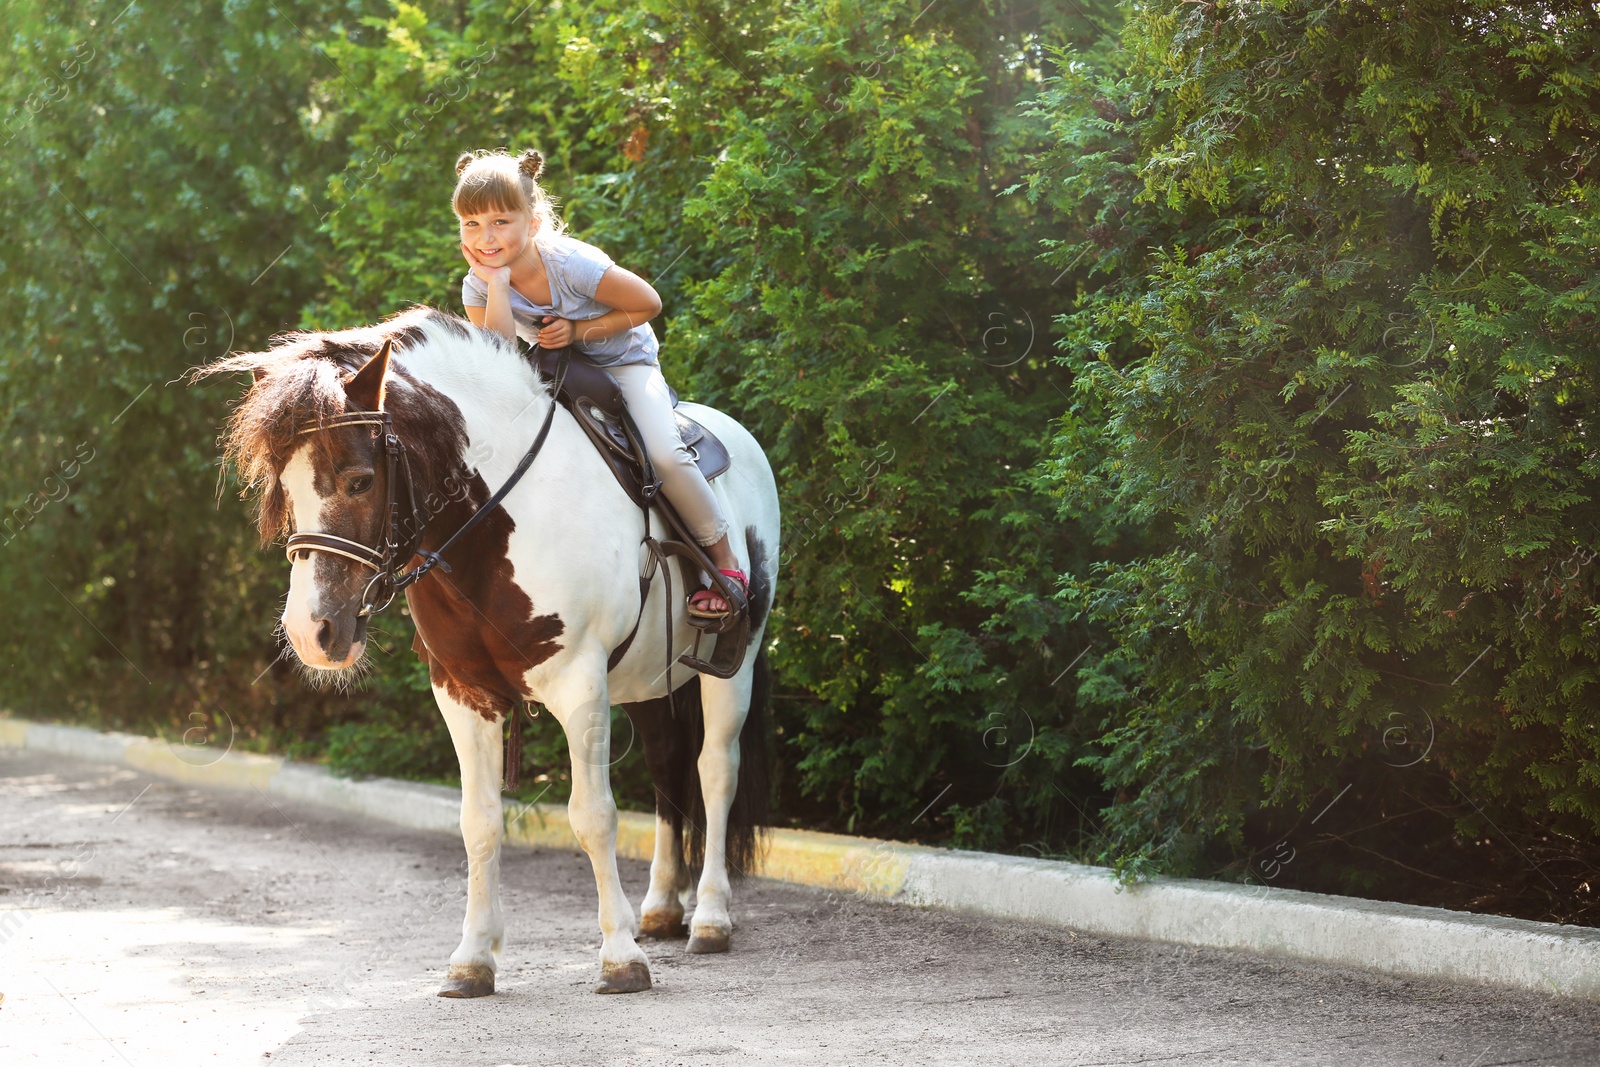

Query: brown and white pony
<box><xmin>198</xmin><ymin>306</ymin><xmax>778</xmax><ymax>996</ymax></box>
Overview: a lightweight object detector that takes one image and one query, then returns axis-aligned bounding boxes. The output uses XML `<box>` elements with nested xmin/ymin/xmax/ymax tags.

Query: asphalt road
<box><xmin>2</xmin><ymin>748</ymin><xmax>1598</xmax><ymax>1066</ymax></box>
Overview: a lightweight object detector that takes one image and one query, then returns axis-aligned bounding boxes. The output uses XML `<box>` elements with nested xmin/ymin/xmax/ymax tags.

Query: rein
<box><xmin>283</xmin><ymin>350</ymin><xmax>568</xmax><ymax>617</ymax></box>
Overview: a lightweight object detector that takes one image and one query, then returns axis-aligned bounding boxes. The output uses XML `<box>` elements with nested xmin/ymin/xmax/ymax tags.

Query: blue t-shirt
<box><xmin>461</xmin><ymin>233</ymin><xmax>658</xmax><ymax>367</ymax></box>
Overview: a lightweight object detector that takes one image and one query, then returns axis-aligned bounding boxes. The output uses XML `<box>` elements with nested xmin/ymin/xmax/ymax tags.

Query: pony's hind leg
<box><xmin>688</xmin><ymin>668</ymin><xmax>756</xmax><ymax>954</ymax></box>
<box><xmin>434</xmin><ymin>687</ymin><xmax>506</xmax><ymax>998</ymax></box>
<box><xmin>549</xmin><ymin>669</ymin><xmax>653</xmax><ymax>993</ymax></box>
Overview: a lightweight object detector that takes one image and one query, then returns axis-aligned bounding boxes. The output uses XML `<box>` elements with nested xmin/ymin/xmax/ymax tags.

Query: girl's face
<box><xmin>457</xmin><ymin>205</ymin><xmax>540</xmax><ymax>266</ymax></box>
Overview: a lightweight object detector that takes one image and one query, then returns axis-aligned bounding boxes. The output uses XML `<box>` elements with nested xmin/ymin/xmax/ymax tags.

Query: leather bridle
<box><xmin>283</xmin><ymin>409</ymin><xmax>424</xmax><ymax>617</ymax></box>
<box><xmin>283</xmin><ymin>351</ymin><xmax>567</xmax><ymax>617</ymax></box>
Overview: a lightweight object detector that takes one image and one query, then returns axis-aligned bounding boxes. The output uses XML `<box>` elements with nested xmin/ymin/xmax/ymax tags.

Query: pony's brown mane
<box><xmin>192</xmin><ymin>305</ymin><xmax>475</xmax><ymax>544</ymax></box>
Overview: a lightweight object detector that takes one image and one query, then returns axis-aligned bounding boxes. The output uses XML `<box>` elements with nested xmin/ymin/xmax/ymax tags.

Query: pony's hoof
<box><xmin>594</xmin><ymin>961</ymin><xmax>652</xmax><ymax>994</ymax></box>
<box><xmin>437</xmin><ymin>964</ymin><xmax>495</xmax><ymax>998</ymax></box>
<box><xmin>687</xmin><ymin>927</ymin><xmax>730</xmax><ymax>954</ymax></box>
<box><xmin>639</xmin><ymin>910</ymin><xmax>688</xmax><ymax>939</ymax></box>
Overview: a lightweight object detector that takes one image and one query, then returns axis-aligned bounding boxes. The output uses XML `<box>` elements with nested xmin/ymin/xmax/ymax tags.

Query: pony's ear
<box><xmin>344</xmin><ymin>338</ymin><xmax>392</xmax><ymax>412</ymax></box>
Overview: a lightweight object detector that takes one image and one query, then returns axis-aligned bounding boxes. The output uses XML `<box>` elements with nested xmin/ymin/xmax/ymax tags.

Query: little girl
<box><xmin>454</xmin><ymin>147</ymin><xmax>744</xmax><ymax>621</ymax></box>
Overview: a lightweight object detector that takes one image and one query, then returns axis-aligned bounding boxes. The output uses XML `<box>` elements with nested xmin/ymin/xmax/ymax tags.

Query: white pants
<box><xmin>609</xmin><ymin>362</ymin><xmax>729</xmax><ymax>547</ymax></box>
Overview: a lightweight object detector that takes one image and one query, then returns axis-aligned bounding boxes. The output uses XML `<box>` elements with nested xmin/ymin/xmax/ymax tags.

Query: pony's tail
<box><xmin>721</xmin><ymin>645</ymin><xmax>771</xmax><ymax>877</ymax></box>
<box><xmin>623</xmin><ymin>645</ymin><xmax>771</xmax><ymax>879</ymax></box>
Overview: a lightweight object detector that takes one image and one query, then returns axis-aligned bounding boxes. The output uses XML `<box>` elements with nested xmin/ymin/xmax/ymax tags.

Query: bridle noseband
<box><xmin>282</xmin><ymin>351</ymin><xmax>567</xmax><ymax>617</ymax></box>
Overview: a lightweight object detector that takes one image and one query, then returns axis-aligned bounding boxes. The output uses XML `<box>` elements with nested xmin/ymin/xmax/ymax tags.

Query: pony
<box><xmin>196</xmin><ymin>306</ymin><xmax>779</xmax><ymax>996</ymax></box>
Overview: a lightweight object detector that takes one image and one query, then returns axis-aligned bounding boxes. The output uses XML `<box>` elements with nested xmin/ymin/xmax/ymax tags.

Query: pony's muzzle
<box><xmin>285</xmin><ymin>602</ymin><xmax>368</xmax><ymax>670</ymax></box>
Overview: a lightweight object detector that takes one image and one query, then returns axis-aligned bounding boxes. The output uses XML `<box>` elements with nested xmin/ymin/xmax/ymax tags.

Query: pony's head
<box><xmin>195</xmin><ymin>308</ymin><xmax>467</xmax><ymax>680</ymax></box>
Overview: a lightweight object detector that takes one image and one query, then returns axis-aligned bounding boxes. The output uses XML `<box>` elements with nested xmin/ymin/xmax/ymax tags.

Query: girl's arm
<box><xmin>460</xmin><ymin>243</ymin><xmax>516</xmax><ymax>342</ymax></box>
<box><xmin>537</xmin><ymin>266</ymin><xmax>661</xmax><ymax>349</ymax></box>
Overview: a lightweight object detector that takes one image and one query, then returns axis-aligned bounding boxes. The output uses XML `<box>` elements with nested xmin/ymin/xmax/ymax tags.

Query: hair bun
<box><xmin>455</xmin><ymin>152</ymin><xmax>476</xmax><ymax>176</ymax></box>
<box><xmin>518</xmin><ymin>149</ymin><xmax>545</xmax><ymax>180</ymax></box>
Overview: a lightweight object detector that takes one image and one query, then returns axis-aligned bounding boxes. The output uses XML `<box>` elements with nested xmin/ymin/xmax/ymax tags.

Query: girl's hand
<box><xmin>460</xmin><ymin>242</ymin><xmax>509</xmax><ymax>286</ymax></box>
<box><xmin>536</xmin><ymin>316</ymin><xmax>574</xmax><ymax>348</ymax></box>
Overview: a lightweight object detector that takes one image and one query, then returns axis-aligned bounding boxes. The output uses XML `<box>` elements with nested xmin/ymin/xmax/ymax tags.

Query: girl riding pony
<box><xmin>454</xmin><ymin>147</ymin><xmax>745</xmax><ymax>622</ymax></box>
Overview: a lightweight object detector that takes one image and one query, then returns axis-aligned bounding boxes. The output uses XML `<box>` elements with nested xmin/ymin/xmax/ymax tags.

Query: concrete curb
<box><xmin>5</xmin><ymin>715</ymin><xmax>1597</xmax><ymax>1001</ymax></box>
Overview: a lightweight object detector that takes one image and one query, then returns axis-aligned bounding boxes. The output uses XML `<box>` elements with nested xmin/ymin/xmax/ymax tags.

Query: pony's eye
<box><xmin>348</xmin><ymin>475</ymin><xmax>374</xmax><ymax>496</ymax></box>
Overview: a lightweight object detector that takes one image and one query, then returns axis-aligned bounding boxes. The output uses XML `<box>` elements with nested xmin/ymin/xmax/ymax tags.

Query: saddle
<box><xmin>532</xmin><ymin>347</ymin><xmax>731</xmax><ymax>507</ymax></box>
<box><xmin>528</xmin><ymin>346</ymin><xmax>748</xmax><ymax>680</ymax></box>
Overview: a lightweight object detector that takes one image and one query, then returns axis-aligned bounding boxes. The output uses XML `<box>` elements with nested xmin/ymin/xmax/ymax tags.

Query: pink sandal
<box><xmin>687</xmin><ymin>569</ymin><xmax>748</xmax><ymax>621</ymax></box>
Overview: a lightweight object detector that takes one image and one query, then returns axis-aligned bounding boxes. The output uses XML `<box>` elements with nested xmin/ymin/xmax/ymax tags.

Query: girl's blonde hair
<box><xmin>452</xmin><ymin>147</ymin><xmax>565</xmax><ymax>237</ymax></box>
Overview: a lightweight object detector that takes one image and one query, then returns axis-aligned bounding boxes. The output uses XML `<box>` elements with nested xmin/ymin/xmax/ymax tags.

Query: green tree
<box><xmin>1034</xmin><ymin>0</ymin><xmax>1600</xmax><ymax>912</ymax></box>
<box><xmin>0</xmin><ymin>0</ymin><xmax>388</xmax><ymax>747</ymax></box>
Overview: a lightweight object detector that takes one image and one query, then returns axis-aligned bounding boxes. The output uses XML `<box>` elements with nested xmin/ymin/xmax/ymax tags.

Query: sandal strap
<box><xmin>690</xmin><ymin>569</ymin><xmax>747</xmax><ymax>605</ymax></box>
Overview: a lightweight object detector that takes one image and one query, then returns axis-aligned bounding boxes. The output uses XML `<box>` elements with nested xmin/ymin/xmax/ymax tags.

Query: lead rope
<box><xmin>506</xmin><ymin>705</ymin><xmax>523</xmax><ymax>794</ymax></box>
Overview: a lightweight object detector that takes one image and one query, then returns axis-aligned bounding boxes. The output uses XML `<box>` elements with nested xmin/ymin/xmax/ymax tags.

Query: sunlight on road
<box><xmin>2</xmin><ymin>908</ymin><xmax>309</xmax><ymax>1063</ymax></box>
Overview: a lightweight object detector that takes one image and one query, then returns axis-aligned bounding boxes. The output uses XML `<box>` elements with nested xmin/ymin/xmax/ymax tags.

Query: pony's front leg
<box><xmin>688</xmin><ymin>670</ymin><xmax>754</xmax><ymax>954</ymax></box>
<box><xmin>547</xmin><ymin>667</ymin><xmax>652</xmax><ymax>993</ymax></box>
<box><xmin>434</xmin><ymin>687</ymin><xmax>506</xmax><ymax>998</ymax></box>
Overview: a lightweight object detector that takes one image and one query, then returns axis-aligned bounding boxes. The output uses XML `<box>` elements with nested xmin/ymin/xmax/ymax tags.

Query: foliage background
<box><xmin>3</xmin><ymin>0</ymin><xmax>1596</xmax><ymax>923</ymax></box>
<box><xmin>1033</xmin><ymin>0</ymin><xmax>1600</xmax><ymax>920</ymax></box>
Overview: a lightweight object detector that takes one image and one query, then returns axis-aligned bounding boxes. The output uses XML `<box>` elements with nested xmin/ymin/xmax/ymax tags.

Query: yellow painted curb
<box><xmin>0</xmin><ymin>719</ymin><xmax>30</xmax><ymax>748</ymax></box>
<box><xmin>498</xmin><ymin>800</ymin><xmax>914</xmax><ymax>898</ymax></box>
<box><xmin>754</xmin><ymin>828</ymin><xmax>918</xmax><ymax>898</ymax></box>
<box><xmin>501</xmin><ymin>801</ymin><xmax>572</xmax><ymax>850</ymax></box>
<box><xmin>8</xmin><ymin>715</ymin><xmax>910</xmax><ymax>900</ymax></box>
<box><xmin>615</xmin><ymin>811</ymin><xmax>658</xmax><ymax>861</ymax></box>
<box><xmin>502</xmin><ymin>802</ymin><xmax>657</xmax><ymax>860</ymax></box>
<box><xmin>123</xmin><ymin>739</ymin><xmax>283</xmax><ymax>793</ymax></box>
<box><xmin>11</xmin><ymin>716</ymin><xmax>1600</xmax><ymax>1003</ymax></box>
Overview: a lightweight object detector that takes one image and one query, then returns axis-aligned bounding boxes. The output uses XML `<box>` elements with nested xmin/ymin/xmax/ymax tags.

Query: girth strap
<box><xmin>605</xmin><ymin>570</ymin><xmax>654</xmax><ymax>673</ymax></box>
